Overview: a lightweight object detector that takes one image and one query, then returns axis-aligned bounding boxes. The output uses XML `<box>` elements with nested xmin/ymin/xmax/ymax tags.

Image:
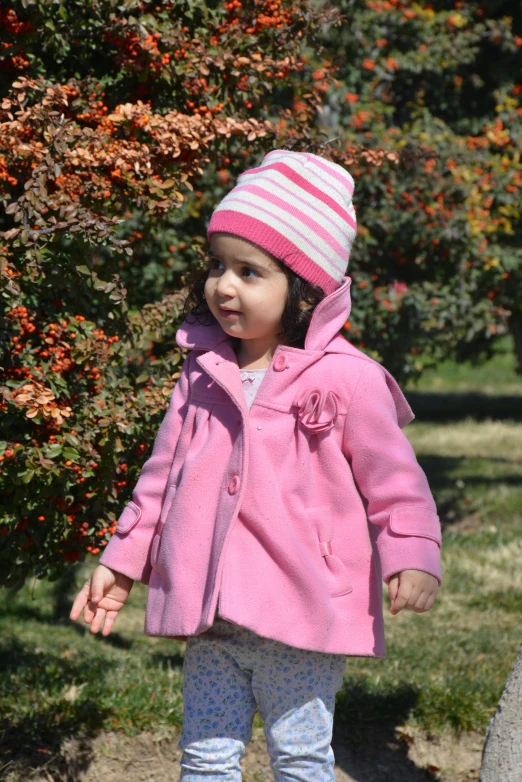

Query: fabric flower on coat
<box><xmin>293</xmin><ymin>388</ymin><xmax>341</xmax><ymax>433</ymax></box>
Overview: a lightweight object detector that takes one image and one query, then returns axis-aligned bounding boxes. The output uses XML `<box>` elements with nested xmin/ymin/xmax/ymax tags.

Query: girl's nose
<box><xmin>215</xmin><ymin>269</ymin><xmax>237</xmax><ymax>297</ymax></box>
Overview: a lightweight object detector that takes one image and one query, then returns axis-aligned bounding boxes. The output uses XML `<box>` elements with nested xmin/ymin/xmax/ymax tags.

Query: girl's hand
<box><xmin>387</xmin><ymin>569</ymin><xmax>439</xmax><ymax>615</ymax></box>
<box><xmin>69</xmin><ymin>564</ymin><xmax>134</xmax><ymax>636</ymax></box>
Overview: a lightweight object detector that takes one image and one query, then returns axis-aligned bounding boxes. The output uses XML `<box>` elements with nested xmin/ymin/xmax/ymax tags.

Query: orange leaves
<box><xmin>351</xmin><ymin>110</ymin><xmax>372</xmax><ymax>130</ymax></box>
<box><xmin>466</xmin><ymin>135</ymin><xmax>489</xmax><ymax>150</ymax></box>
<box><xmin>345</xmin><ymin>92</ymin><xmax>359</xmax><ymax>104</ymax></box>
<box><xmin>362</xmin><ymin>55</ymin><xmax>398</xmax><ymax>72</ymax></box>
<box><xmin>0</xmin><ymin>76</ymin><xmax>275</xmax><ymax>274</ymax></box>
<box><xmin>105</xmin><ymin>96</ymin><xmax>271</xmax><ymax>156</ymax></box>
<box><xmin>253</xmin><ymin>0</ymin><xmax>294</xmax><ymax>31</ymax></box>
<box><xmin>484</xmin><ymin>118</ymin><xmax>511</xmax><ymax>147</ymax></box>
<box><xmin>366</xmin><ymin>0</ymin><xmax>409</xmax><ymax>11</ymax></box>
<box><xmin>341</xmin><ymin>145</ymin><xmax>399</xmax><ymax>168</ymax></box>
<box><xmin>6</xmin><ymin>380</ymin><xmax>73</xmax><ymax>425</ymax></box>
<box><xmin>447</xmin><ymin>13</ymin><xmax>467</xmax><ymax>29</ymax></box>
<box><xmin>372</xmin><ymin>286</ymin><xmax>397</xmax><ymax>312</ymax></box>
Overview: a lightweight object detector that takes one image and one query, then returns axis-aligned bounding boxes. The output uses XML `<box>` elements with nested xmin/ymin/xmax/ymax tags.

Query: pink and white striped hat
<box><xmin>207</xmin><ymin>149</ymin><xmax>357</xmax><ymax>294</ymax></box>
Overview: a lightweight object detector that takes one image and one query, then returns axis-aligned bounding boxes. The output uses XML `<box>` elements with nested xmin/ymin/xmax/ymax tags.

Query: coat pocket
<box><xmin>151</xmin><ymin>484</ymin><xmax>177</xmax><ymax>570</ymax></box>
<box><xmin>389</xmin><ymin>506</ymin><xmax>442</xmax><ymax>546</ymax></box>
<box><xmin>115</xmin><ymin>501</ymin><xmax>142</xmax><ymax>534</ymax></box>
<box><xmin>150</xmin><ymin>520</ymin><xmax>165</xmax><ymax>569</ymax></box>
<box><xmin>307</xmin><ymin>505</ymin><xmax>353</xmax><ymax>597</ymax></box>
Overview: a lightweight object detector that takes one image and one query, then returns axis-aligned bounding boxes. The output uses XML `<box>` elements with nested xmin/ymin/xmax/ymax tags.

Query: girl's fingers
<box><xmin>410</xmin><ymin>589</ymin><xmax>438</xmax><ymax>613</ymax></box>
<box><xmin>388</xmin><ymin>575</ymin><xmax>399</xmax><ymax>603</ymax></box>
<box><xmin>83</xmin><ymin>601</ymin><xmax>97</xmax><ymax>624</ymax></box>
<box><xmin>90</xmin><ymin>570</ymin><xmax>109</xmax><ymax>604</ymax></box>
<box><xmin>409</xmin><ymin>590</ymin><xmax>429</xmax><ymax>612</ymax></box>
<box><xmin>101</xmin><ymin>610</ymin><xmax>119</xmax><ymax>637</ymax></box>
<box><xmin>406</xmin><ymin>585</ymin><xmax>422</xmax><ymax>609</ymax></box>
<box><xmin>69</xmin><ymin>581</ymin><xmax>91</xmax><ymax>621</ymax></box>
<box><xmin>390</xmin><ymin>579</ymin><xmax>414</xmax><ymax>614</ymax></box>
<box><xmin>89</xmin><ymin>605</ymin><xmax>106</xmax><ymax>634</ymax></box>
<box><xmin>424</xmin><ymin>591</ymin><xmax>437</xmax><ymax>611</ymax></box>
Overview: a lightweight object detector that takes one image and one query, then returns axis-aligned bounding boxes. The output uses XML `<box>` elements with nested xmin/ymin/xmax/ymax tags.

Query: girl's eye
<box><xmin>207</xmin><ymin>257</ymin><xmax>259</xmax><ymax>279</ymax></box>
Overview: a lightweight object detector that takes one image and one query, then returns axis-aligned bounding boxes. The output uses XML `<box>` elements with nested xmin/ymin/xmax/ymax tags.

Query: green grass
<box><xmin>1</xmin><ymin>333</ymin><xmax>522</xmax><ymax>773</ymax></box>
<box><xmin>0</xmin><ymin>570</ymin><xmax>186</xmax><ymax>764</ymax></box>
<box><xmin>411</xmin><ymin>333</ymin><xmax>521</xmax><ymax>395</ymax></box>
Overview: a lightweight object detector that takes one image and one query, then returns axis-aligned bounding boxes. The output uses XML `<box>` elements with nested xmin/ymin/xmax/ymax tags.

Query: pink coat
<box><xmin>99</xmin><ymin>275</ymin><xmax>442</xmax><ymax>656</ymax></box>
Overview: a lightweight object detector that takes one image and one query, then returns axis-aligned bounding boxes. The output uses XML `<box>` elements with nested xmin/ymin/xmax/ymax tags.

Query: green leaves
<box><xmin>62</xmin><ymin>448</ymin><xmax>80</xmax><ymax>462</ymax></box>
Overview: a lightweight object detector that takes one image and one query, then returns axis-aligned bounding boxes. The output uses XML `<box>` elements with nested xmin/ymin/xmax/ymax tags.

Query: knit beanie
<box><xmin>207</xmin><ymin>148</ymin><xmax>357</xmax><ymax>294</ymax></box>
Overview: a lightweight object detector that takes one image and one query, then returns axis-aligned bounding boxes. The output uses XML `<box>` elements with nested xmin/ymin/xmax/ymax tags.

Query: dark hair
<box><xmin>180</xmin><ymin>245</ymin><xmax>326</xmax><ymax>350</ymax></box>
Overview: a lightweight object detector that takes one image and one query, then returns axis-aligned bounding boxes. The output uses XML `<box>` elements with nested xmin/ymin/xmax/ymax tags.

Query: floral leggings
<box><xmin>179</xmin><ymin>616</ymin><xmax>347</xmax><ymax>782</ymax></box>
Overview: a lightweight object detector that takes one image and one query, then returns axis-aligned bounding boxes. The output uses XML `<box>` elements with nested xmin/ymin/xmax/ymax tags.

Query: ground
<box><xmin>28</xmin><ymin>724</ymin><xmax>484</xmax><ymax>782</ymax></box>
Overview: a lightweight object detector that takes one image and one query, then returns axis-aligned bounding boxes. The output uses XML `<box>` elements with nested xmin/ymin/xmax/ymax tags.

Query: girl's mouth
<box><xmin>219</xmin><ymin>307</ymin><xmax>241</xmax><ymax>319</ymax></box>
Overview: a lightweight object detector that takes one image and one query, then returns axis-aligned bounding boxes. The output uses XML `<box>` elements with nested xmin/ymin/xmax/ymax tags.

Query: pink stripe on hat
<box><xmin>233</xmin><ymin>183</ymin><xmax>347</xmax><ymax>265</ymax></box>
<box><xmin>208</xmin><ymin>149</ymin><xmax>357</xmax><ymax>293</ymax></box>
<box><xmin>244</xmin><ymin>161</ymin><xmax>357</xmax><ymax>233</ymax></box>
<box><xmin>266</xmin><ymin>149</ymin><xmax>355</xmax><ymax>197</ymax></box>
<box><xmin>216</xmin><ymin>192</ymin><xmax>347</xmax><ymax>276</ymax></box>
<box><xmin>272</xmin><ymin>150</ymin><xmax>355</xmax><ymax>197</ymax></box>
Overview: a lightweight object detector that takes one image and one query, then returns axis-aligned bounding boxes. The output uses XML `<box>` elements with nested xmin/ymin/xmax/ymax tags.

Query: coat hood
<box><xmin>176</xmin><ymin>275</ymin><xmax>353</xmax><ymax>353</ymax></box>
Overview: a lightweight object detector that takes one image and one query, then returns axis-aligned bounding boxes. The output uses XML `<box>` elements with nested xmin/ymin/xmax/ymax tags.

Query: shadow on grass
<box><xmin>414</xmin><ymin>451</ymin><xmax>522</xmax><ymax>528</ymax></box>
<box><xmin>0</xmin><ymin>637</ymin><xmax>110</xmax><ymax>780</ymax></box>
<box><xmin>398</xmin><ymin>451</ymin><xmax>522</xmax><ymax>545</ymax></box>
<box><xmin>1</xmin><ymin>569</ymin><xmax>136</xmax><ymax>652</ymax></box>
<box><xmin>149</xmin><ymin>650</ymin><xmax>185</xmax><ymax>668</ymax></box>
<box><xmin>332</xmin><ymin>683</ymin><xmax>437</xmax><ymax>782</ymax></box>
<box><xmin>404</xmin><ymin>391</ymin><xmax>522</xmax><ymax>421</ymax></box>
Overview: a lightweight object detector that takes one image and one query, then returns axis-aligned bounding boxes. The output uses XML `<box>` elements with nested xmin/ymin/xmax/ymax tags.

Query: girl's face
<box><xmin>204</xmin><ymin>232</ymin><xmax>289</xmax><ymax>345</ymax></box>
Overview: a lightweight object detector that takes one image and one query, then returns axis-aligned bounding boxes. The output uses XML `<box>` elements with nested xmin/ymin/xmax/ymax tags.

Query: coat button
<box><xmin>274</xmin><ymin>354</ymin><xmax>287</xmax><ymax>371</ymax></box>
<box><xmin>228</xmin><ymin>475</ymin><xmax>240</xmax><ymax>494</ymax></box>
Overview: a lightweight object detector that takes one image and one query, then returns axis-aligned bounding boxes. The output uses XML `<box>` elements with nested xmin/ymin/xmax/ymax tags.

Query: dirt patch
<box><xmin>17</xmin><ymin>724</ymin><xmax>484</xmax><ymax>782</ymax></box>
<box><xmin>331</xmin><ymin>724</ymin><xmax>484</xmax><ymax>782</ymax></box>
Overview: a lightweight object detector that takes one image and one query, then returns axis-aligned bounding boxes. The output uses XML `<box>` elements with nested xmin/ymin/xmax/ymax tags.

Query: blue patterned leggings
<box><xmin>179</xmin><ymin>617</ymin><xmax>347</xmax><ymax>782</ymax></box>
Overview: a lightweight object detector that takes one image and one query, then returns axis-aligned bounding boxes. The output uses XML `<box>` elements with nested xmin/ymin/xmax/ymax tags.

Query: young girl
<box><xmin>70</xmin><ymin>149</ymin><xmax>442</xmax><ymax>781</ymax></box>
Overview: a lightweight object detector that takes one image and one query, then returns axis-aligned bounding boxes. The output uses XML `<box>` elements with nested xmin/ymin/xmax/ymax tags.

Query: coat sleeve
<box><xmin>98</xmin><ymin>352</ymin><xmax>192</xmax><ymax>584</ymax></box>
<box><xmin>342</xmin><ymin>360</ymin><xmax>442</xmax><ymax>585</ymax></box>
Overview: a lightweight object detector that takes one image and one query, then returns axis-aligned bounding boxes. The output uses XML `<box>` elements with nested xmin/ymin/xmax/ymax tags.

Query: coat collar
<box><xmin>176</xmin><ymin>277</ymin><xmax>415</xmax><ymax>428</ymax></box>
<box><xmin>175</xmin><ymin>274</ymin><xmax>415</xmax><ymax>428</ymax></box>
<box><xmin>175</xmin><ymin>276</ymin><xmax>353</xmax><ymax>354</ymax></box>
